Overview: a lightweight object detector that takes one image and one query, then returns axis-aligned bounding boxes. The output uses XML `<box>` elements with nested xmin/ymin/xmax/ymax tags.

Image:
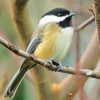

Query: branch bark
<box><xmin>76</xmin><ymin>15</ymin><xmax>94</xmax><ymax>32</ymax></box>
<box><xmin>0</xmin><ymin>36</ymin><xmax>100</xmax><ymax>79</ymax></box>
<box><xmin>10</xmin><ymin>0</ymin><xmax>33</xmax><ymax>48</ymax></box>
<box><xmin>93</xmin><ymin>0</ymin><xmax>100</xmax><ymax>47</ymax></box>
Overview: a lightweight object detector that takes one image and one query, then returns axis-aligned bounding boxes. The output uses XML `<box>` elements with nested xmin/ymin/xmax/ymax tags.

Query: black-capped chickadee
<box><xmin>4</xmin><ymin>8</ymin><xmax>75</xmax><ymax>99</ymax></box>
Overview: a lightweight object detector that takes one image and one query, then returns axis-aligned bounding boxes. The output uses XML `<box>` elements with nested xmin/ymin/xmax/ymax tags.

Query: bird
<box><xmin>4</xmin><ymin>8</ymin><xmax>75</xmax><ymax>99</ymax></box>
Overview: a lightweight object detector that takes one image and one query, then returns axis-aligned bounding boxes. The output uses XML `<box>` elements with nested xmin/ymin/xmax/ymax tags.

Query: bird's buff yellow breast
<box><xmin>34</xmin><ymin>23</ymin><xmax>60</xmax><ymax>60</ymax></box>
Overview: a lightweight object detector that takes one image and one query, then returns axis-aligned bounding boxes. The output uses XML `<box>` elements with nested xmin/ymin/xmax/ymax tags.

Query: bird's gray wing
<box><xmin>26</xmin><ymin>35</ymin><xmax>42</xmax><ymax>54</ymax></box>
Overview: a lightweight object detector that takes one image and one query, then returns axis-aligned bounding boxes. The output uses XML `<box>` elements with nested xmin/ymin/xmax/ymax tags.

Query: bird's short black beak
<box><xmin>68</xmin><ymin>13</ymin><xmax>76</xmax><ymax>17</ymax></box>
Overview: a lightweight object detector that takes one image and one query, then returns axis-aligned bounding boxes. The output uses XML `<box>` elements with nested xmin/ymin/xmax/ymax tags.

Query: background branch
<box><xmin>11</xmin><ymin>0</ymin><xmax>33</xmax><ymax>48</ymax></box>
<box><xmin>76</xmin><ymin>15</ymin><xmax>94</xmax><ymax>32</ymax></box>
<box><xmin>93</xmin><ymin>0</ymin><xmax>100</xmax><ymax>46</ymax></box>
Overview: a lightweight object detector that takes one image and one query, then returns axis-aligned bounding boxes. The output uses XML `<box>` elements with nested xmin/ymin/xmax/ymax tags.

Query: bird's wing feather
<box><xmin>26</xmin><ymin>35</ymin><xmax>42</xmax><ymax>54</ymax></box>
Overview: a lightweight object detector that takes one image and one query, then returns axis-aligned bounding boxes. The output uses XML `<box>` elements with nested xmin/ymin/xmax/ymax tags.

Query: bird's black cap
<box><xmin>42</xmin><ymin>8</ymin><xmax>70</xmax><ymax>18</ymax></box>
<box><xmin>41</xmin><ymin>8</ymin><xmax>75</xmax><ymax>28</ymax></box>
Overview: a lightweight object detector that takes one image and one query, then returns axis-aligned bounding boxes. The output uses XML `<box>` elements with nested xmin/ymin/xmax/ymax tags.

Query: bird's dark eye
<box><xmin>57</xmin><ymin>13</ymin><xmax>62</xmax><ymax>16</ymax></box>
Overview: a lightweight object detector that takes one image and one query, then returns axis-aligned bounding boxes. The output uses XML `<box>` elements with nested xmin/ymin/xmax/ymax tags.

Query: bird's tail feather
<box><xmin>4</xmin><ymin>59</ymin><xmax>36</xmax><ymax>99</ymax></box>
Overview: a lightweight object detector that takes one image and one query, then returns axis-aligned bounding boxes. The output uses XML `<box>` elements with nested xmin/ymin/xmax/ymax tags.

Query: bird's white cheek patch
<box><xmin>38</xmin><ymin>15</ymin><xmax>69</xmax><ymax>27</ymax></box>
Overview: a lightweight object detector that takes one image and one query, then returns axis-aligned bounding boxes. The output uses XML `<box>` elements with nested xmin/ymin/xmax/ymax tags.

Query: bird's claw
<box><xmin>46</xmin><ymin>60</ymin><xmax>61</xmax><ymax>71</ymax></box>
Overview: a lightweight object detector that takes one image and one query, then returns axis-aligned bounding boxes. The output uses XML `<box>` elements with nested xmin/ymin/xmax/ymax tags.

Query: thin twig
<box><xmin>89</xmin><ymin>8</ymin><xmax>95</xmax><ymax>17</ymax></box>
<box><xmin>76</xmin><ymin>15</ymin><xmax>95</xmax><ymax>32</ymax></box>
<box><xmin>0</xmin><ymin>36</ymin><xmax>100</xmax><ymax>79</ymax></box>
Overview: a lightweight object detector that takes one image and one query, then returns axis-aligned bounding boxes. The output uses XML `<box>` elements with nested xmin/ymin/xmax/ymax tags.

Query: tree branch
<box><xmin>93</xmin><ymin>0</ymin><xmax>100</xmax><ymax>46</ymax></box>
<box><xmin>76</xmin><ymin>15</ymin><xmax>94</xmax><ymax>32</ymax></box>
<box><xmin>0</xmin><ymin>36</ymin><xmax>100</xmax><ymax>79</ymax></box>
<box><xmin>11</xmin><ymin>0</ymin><xmax>33</xmax><ymax>48</ymax></box>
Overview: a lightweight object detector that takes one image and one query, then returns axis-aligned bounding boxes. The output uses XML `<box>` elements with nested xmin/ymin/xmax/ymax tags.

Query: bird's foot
<box><xmin>46</xmin><ymin>60</ymin><xmax>61</xmax><ymax>71</ymax></box>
